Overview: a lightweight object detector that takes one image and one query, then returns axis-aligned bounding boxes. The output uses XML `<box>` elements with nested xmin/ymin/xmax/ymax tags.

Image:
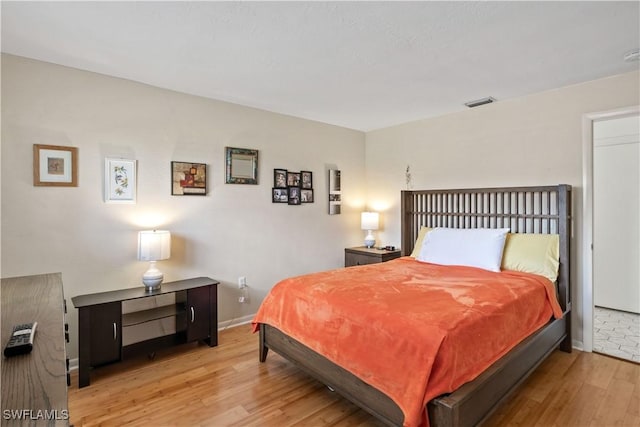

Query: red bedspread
<box><xmin>252</xmin><ymin>257</ymin><xmax>563</xmax><ymax>427</ymax></box>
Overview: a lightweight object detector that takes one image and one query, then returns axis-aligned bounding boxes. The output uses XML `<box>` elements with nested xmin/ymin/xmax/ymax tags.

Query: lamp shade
<box><xmin>361</xmin><ymin>212</ymin><xmax>379</xmax><ymax>231</ymax></box>
<box><xmin>138</xmin><ymin>230</ymin><xmax>171</xmax><ymax>261</ymax></box>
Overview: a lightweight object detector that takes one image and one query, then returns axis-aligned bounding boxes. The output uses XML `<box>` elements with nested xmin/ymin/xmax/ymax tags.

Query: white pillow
<box><xmin>417</xmin><ymin>227</ymin><xmax>510</xmax><ymax>272</ymax></box>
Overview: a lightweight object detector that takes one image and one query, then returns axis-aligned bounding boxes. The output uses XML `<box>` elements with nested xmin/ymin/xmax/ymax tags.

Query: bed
<box><xmin>254</xmin><ymin>185</ymin><xmax>572</xmax><ymax>427</ymax></box>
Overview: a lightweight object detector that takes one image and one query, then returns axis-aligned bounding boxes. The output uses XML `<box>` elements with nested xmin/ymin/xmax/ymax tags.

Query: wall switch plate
<box><xmin>238</xmin><ymin>276</ymin><xmax>247</xmax><ymax>288</ymax></box>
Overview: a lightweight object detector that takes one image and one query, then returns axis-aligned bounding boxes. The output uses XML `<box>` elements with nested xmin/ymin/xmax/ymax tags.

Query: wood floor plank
<box><xmin>556</xmin><ymin>383</ymin><xmax>606</xmax><ymax>427</ymax></box>
<box><xmin>68</xmin><ymin>325</ymin><xmax>640</xmax><ymax>426</ymax></box>
<box><xmin>591</xmin><ymin>378</ymin><xmax>636</xmax><ymax>426</ymax></box>
<box><xmin>629</xmin><ymin>383</ymin><xmax>640</xmax><ymax>419</ymax></box>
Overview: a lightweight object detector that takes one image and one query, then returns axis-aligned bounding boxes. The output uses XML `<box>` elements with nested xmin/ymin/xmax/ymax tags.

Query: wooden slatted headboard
<box><xmin>401</xmin><ymin>185</ymin><xmax>572</xmax><ymax>315</ymax></box>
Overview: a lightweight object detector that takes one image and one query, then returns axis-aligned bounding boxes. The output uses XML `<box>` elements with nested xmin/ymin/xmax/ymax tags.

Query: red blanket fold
<box><xmin>253</xmin><ymin>257</ymin><xmax>563</xmax><ymax>427</ymax></box>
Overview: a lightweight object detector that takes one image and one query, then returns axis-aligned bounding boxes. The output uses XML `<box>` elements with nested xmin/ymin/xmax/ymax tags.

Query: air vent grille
<box><xmin>464</xmin><ymin>97</ymin><xmax>496</xmax><ymax>108</ymax></box>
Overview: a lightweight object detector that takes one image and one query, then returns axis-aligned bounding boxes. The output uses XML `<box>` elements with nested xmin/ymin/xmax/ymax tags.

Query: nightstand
<box><xmin>344</xmin><ymin>246</ymin><xmax>402</xmax><ymax>267</ymax></box>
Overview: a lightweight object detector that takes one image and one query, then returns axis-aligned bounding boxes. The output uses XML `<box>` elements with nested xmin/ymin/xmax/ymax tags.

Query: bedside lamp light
<box><xmin>361</xmin><ymin>212</ymin><xmax>379</xmax><ymax>248</ymax></box>
<box><xmin>138</xmin><ymin>230</ymin><xmax>171</xmax><ymax>291</ymax></box>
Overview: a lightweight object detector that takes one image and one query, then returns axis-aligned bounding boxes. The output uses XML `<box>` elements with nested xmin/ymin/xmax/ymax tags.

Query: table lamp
<box><xmin>361</xmin><ymin>212</ymin><xmax>379</xmax><ymax>248</ymax></box>
<box><xmin>138</xmin><ymin>230</ymin><xmax>171</xmax><ymax>291</ymax></box>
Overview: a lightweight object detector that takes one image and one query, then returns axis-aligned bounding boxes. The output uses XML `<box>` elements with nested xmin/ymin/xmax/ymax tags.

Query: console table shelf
<box><xmin>72</xmin><ymin>277</ymin><xmax>218</xmax><ymax>388</ymax></box>
<box><xmin>122</xmin><ymin>303</ymin><xmax>185</xmax><ymax>327</ymax></box>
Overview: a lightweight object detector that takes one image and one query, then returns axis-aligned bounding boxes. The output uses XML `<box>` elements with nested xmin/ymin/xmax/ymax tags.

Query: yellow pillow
<box><xmin>410</xmin><ymin>226</ymin><xmax>432</xmax><ymax>258</ymax></box>
<box><xmin>501</xmin><ymin>233</ymin><xmax>559</xmax><ymax>282</ymax></box>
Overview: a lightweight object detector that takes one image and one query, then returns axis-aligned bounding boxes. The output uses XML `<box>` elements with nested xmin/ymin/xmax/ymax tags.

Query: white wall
<box><xmin>1</xmin><ymin>54</ymin><xmax>367</xmax><ymax>359</ymax></box>
<box><xmin>365</xmin><ymin>70</ymin><xmax>640</xmax><ymax>347</ymax></box>
<box><xmin>3</xmin><ymin>53</ymin><xmax>639</xmax><ymax>356</ymax></box>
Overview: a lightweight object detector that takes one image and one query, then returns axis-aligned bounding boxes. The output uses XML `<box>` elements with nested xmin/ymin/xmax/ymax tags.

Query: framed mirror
<box><xmin>225</xmin><ymin>147</ymin><xmax>258</xmax><ymax>184</ymax></box>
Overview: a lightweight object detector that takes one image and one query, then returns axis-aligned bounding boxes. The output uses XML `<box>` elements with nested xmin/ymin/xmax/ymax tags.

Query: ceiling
<box><xmin>2</xmin><ymin>1</ymin><xmax>639</xmax><ymax>131</ymax></box>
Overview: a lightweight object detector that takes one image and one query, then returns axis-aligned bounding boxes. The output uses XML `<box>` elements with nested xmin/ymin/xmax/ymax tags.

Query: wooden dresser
<box><xmin>1</xmin><ymin>273</ymin><xmax>69</xmax><ymax>425</ymax></box>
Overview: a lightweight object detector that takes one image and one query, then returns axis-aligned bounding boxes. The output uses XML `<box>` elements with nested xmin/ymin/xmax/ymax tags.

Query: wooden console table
<box><xmin>1</xmin><ymin>273</ymin><xmax>69</xmax><ymax>426</ymax></box>
<box><xmin>72</xmin><ymin>277</ymin><xmax>218</xmax><ymax>388</ymax></box>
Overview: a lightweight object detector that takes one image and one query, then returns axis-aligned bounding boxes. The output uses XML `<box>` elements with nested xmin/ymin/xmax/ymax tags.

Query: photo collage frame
<box><xmin>272</xmin><ymin>169</ymin><xmax>314</xmax><ymax>205</ymax></box>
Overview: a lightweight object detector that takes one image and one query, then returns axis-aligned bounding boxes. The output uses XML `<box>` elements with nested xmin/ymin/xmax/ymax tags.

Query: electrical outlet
<box><xmin>238</xmin><ymin>276</ymin><xmax>247</xmax><ymax>288</ymax></box>
<box><xmin>238</xmin><ymin>285</ymin><xmax>249</xmax><ymax>304</ymax></box>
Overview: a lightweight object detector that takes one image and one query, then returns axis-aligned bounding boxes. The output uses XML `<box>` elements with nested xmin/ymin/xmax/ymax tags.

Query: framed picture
<box><xmin>301</xmin><ymin>171</ymin><xmax>313</xmax><ymax>189</ymax></box>
<box><xmin>172</xmin><ymin>161</ymin><xmax>207</xmax><ymax>195</ymax></box>
<box><xmin>272</xmin><ymin>187</ymin><xmax>288</xmax><ymax>203</ymax></box>
<box><xmin>287</xmin><ymin>171</ymin><xmax>301</xmax><ymax>187</ymax></box>
<box><xmin>105</xmin><ymin>158</ymin><xmax>137</xmax><ymax>203</ymax></box>
<box><xmin>274</xmin><ymin>169</ymin><xmax>287</xmax><ymax>188</ymax></box>
<box><xmin>288</xmin><ymin>186</ymin><xmax>301</xmax><ymax>205</ymax></box>
<box><xmin>225</xmin><ymin>147</ymin><xmax>258</xmax><ymax>184</ymax></box>
<box><xmin>328</xmin><ymin>169</ymin><xmax>341</xmax><ymax>215</ymax></box>
<box><xmin>301</xmin><ymin>189</ymin><xmax>314</xmax><ymax>203</ymax></box>
<box><xmin>33</xmin><ymin>144</ymin><xmax>78</xmax><ymax>187</ymax></box>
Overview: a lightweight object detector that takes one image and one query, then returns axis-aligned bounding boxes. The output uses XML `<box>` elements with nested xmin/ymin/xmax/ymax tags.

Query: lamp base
<box><xmin>364</xmin><ymin>230</ymin><xmax>376</xmax><ymax>249</ymax></box>
<box><xmin>142</xmin><ymin>261</ymin><xmax>164</xmax><ymax>292</ymax></box>
<box><xmin>143</xmin><ymin>280</ymin><xmax>162</xmax><ymax>292</ymax></box>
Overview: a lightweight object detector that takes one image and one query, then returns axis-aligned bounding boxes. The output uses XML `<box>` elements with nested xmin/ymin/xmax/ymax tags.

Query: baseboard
<box><xmin>572</xmin><ymin>339</ymin><xmax>585</xmax><ymax>352</ymax></box>
<box><xmin>67</xmin><ymin>314</ymin><xmax>257</xmax><ymax>372</ymax></box>
<box><xmin>218</xmin><ymin>313</ymin><xmax>256</xmax><ymax>331</ymax></box>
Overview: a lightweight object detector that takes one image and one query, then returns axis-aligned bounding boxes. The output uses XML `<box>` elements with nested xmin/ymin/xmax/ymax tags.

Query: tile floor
<box><xmin>593</xmin><ymin>306</ymin><xmax>639</xmax><ymax>363</ymax></box>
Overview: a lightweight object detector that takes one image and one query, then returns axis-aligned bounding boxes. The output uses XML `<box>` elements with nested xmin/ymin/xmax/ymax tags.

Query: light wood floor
<box><xmin>68</xmin><ymin>325</ymin><xmax>640</xmax><ymax>426</ymax></box>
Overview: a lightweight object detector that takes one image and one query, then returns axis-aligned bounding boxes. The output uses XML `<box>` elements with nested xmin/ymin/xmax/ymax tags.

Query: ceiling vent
<box><xmin>464</xmin><ymin>97</ymin><xmax>496</xmax><ymax>108</ymax></box>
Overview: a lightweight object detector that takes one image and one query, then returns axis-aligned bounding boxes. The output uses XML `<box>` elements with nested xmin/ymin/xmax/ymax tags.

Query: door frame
<box><xmin>581</xmin><ymin>105</ymin><xmax>639</xmax><ymax>352</ymax></box>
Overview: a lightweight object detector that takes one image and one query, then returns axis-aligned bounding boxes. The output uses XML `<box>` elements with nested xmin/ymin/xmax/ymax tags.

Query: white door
<box><xmin>593</xmin><ymin>115</ymin><xmax>640</xmax><ymax>314</ymax></box>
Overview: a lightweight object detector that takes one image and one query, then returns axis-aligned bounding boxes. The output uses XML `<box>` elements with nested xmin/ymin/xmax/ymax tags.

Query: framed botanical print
<box><xmin>33</xmin><ymin>144</ymin><xmax>78</xmax><ymax>187</ymax></box>
<box><xmin>105</xmin><ymin>158</ymin><xmax>137</xmax><ymax>203</ymax></box>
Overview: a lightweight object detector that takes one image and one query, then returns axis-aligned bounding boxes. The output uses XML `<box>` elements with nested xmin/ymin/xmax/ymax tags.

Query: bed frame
<box><xmin>259</xmin><ymin>185</ymin><xmax>572</xmax><ymax>427</ymax></box>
